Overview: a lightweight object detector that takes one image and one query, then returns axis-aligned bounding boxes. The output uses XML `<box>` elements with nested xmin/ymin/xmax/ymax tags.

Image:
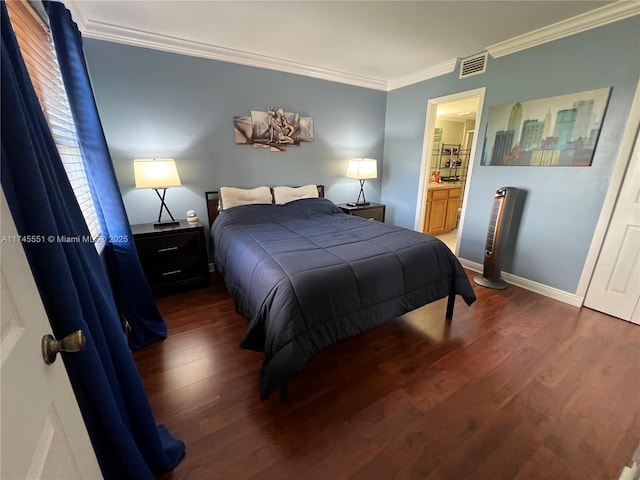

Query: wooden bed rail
<box><xmin>205</xmin><ymin>191</ymin><xmax>220</xmax><ymax>228</ymax></box>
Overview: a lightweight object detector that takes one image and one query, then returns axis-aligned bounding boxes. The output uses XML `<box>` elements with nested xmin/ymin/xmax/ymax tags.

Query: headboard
<box><xmin>205</xmin><ymin>185</ymin><xmax>325</xmax><ymax>228</ymax></box>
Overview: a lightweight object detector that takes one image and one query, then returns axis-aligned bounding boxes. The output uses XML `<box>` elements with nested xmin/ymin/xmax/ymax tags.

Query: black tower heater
<box><xmin>474</xmin><ymin>187</ymin><xmax>517</xmax><ymax>290</ymax></box>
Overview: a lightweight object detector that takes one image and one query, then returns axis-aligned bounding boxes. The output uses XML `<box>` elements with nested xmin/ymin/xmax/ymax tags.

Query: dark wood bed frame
<box><xmin>204</xmin><ymin>184</ymin><xmax>455</xmax><ymax>401</ymax></box>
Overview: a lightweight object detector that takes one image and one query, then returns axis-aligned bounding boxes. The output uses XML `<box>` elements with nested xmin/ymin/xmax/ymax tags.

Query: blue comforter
<box><xmin>211</xmin><ymin>198</ymin><xmax>475</xmax><ymax>398</ymax></box>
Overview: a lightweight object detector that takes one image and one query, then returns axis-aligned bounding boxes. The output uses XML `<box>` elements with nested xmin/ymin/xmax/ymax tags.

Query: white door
<box><xmin>584</xmin><ymin>125</ymin><xmax>640</xmax><ymax>324</ymax></box>
<box><xmin>0</xmin><ymin>189</ymin><xmax>102</xmax><ymax>479</ymax></box>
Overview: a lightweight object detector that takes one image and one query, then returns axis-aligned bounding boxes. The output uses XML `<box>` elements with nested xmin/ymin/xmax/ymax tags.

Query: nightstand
<box><xmin>337</xmin><ymin>202</ymin><xmax>386</xmax><ymax>222</ymax></box>
<box><xmin>131</xmin><ymin>221</ymin><xmax>209</xmax><ymax>295</ymax></box>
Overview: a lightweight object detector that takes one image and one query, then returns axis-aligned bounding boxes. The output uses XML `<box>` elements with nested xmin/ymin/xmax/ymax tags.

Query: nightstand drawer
<box><xmin>136</xmin><ymin>231</ymin><xmax>201</xmax><ymax>280</ymax></box>
<box><xmin>349</xmin><ymin>207</ymin><xmax>385</xmax><ymax>222</ymax></box>
<box><xmin>337</xmin><ymin>202</ymin><xmax>386</xmax><ymax>222</ymax></box>
<box><xmin>132</xmin><ymin>222</ymin><xmax>209</xmax><ymax>295</ymax></box>
<box><xmin>136</xmin><ymin>230</ymin><xmax>200</xmax><ymax>261</ymax></box>
<box><xmin>140</xmin><ymin>253</ymin><xmax>203</xmax><ymax>285</ymax></box>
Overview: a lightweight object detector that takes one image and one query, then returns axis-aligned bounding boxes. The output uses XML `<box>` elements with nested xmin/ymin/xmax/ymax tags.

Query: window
<box><xmin>7</xmin><ymin>0</ymin><xmax>102</xmax><ymax>245</ymax></box>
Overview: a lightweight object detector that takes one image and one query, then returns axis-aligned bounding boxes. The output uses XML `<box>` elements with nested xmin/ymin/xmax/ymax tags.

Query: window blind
<box><xmin>7</xmin><ymin>0</ymin><xmax>102</xmax><ymax>244</ymax></box>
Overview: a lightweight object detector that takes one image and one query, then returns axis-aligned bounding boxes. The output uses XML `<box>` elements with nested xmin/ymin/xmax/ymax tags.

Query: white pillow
<box><xmin>219</xmin><ymin>186</ymin><xmax>272</xmax><ymax>210</ymax></box>
<box><xmin>273</xmin><ymin>185</ymin><xmax>319</xmax><ymax>205</ymax></box>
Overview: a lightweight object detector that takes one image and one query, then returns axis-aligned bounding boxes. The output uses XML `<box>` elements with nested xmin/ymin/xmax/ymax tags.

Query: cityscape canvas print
<box><xmin>481</xmin><ymin>88</ymin><xmax>611</xmax><ymax>166</ymax></box>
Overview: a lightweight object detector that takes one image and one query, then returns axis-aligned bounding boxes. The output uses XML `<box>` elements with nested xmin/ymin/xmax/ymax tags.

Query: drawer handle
<box><xmin>157</xmin><ymin>246</ymin><xmax>178</xmax><ymax>253</ymax></box>
<box><xmin>162</xmin><ymin>269</ymin><xmax>182</xmax><ymax>276</ymax></box>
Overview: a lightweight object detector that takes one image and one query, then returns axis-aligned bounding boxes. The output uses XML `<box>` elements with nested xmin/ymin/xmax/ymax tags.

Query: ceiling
<box><xmin>436</xmin><ymin>98</ymin><xmax>481</xmax><ymax>121</ymax></box>
<box><xmin>68</xmin><ymin>1</ymin><xmax>631</xmax><ymax>91</ymax></box>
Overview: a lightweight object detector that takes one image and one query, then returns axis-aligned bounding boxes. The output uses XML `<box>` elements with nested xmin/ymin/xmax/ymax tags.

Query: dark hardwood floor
<box><xmin>135</xmin><ymin>272</ymin><xmax>640</xmax><ymax>480</ymax></box>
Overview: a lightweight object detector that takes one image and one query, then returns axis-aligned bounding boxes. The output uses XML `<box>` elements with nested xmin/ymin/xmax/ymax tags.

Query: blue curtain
<box><xmin>0</xmin><ymin>3</ymin><xmax>184</xmax><ymax>479</ymax></box>
<box><xmin>44</xmin><ymin>1</ymin><xmax>167</xmax><ymax>351</ymax></box>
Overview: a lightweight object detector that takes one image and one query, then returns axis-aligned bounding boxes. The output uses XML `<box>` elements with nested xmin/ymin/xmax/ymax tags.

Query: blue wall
<box><xmin>82</xmin><ymin>40</ymin><xmax>387</xmax><ymax>226</ymax></box>
<box><xmin>381</xmin><ymin>17</ymin><xmax>640</xmax><ymax>293</ymax></box>
<box><xmin>84</xmin><ymin>16</ymin><xmax>639</xmax><ymax>294</ymax></box>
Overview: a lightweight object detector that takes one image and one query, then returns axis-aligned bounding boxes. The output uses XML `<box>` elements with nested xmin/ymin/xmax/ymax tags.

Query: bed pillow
<box><xmin>219</xmin><ymin>186</ymin><xmax>273</xmax><ymax>210</ymax></box>
<box><xmin>273</xmin><ymin>185</ymin><xmax>319</xmax><ymax>205</ymax></box>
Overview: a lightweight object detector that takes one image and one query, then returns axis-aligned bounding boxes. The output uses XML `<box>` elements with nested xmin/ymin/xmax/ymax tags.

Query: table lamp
<box><xmin>134</xmin><ymin>159</ymin><xmax>181</xmax><ymax>227</ymax></box>
<box><xmin>346</xmin><ymin>158</ymin><xmax>377</xmax><ymax>206</ymax></box>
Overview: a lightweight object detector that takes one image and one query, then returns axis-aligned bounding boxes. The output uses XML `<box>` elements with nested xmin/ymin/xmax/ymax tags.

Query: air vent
<box><xmin>459</xmin><ymin>52</ymin><xmax>488</xmax><ymax>79</ymax></box>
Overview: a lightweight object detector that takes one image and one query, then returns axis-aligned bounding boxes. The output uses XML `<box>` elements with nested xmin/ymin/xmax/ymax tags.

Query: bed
<box><xmin>206</xmin><ymin>186</ymin><xmax>476</xmax><ymax>399</ymax></box>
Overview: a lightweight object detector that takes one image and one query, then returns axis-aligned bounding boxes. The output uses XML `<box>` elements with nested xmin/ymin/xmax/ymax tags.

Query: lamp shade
<box><xmin>346</xmin><ymin>158</ymin><xmax>377</xmax><ymax>180</ymax></box>
<box><xmin>134</xmin><ymin>159</ymin><xmax>181</xmax><ymax>189</ymax></box>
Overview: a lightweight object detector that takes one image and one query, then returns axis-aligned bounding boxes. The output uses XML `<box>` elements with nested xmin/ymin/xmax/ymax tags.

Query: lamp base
<box><xmin>154</xmin><ymin>220</ymin><xmax>180</xmax><ymax>228</ymax></box>
<box><xmin>347</xmin><ymin>201</ymin><xmax>370</xmax><ymax>207</ymax></box>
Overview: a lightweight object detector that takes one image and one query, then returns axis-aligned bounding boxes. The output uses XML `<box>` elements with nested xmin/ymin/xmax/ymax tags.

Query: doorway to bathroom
<box><xmin>414</xmin><ymin>88</ymin><xmax>486</xmax><ymax>256</ymax></box>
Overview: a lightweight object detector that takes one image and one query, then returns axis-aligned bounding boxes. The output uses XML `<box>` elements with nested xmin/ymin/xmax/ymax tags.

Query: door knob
<box><xmin>41</xmin><ymin>330</ymin><xmax>86</xmax><ymax>365</ymax></box>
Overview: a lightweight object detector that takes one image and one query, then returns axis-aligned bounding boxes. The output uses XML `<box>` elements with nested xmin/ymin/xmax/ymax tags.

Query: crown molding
<box><xmin>486</xmin><ymin>0</ymin><xmax>640</xmax><ymax>59</ymax></box>
<box><xmin>62</xmin><ymin>1</ymin><xmax>86</xmax><ymax>31</ymax></box>
<box><xmin>386</xmin><ymin>59</ymin><xmax>458</xmax><ymax>92</ymax></box>
<box><xmin>80</xmin><ymin>20</ymin><xmax>388</xmax><ymax>91</ymax></box>
<box><xmin>72</xmin><ymin>1</ymin><xmax>639</xmax><ymax>92</ymax></box>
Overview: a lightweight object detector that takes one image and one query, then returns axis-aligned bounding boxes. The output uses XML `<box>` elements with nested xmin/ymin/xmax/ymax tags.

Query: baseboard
<box><xmin>618</xmin><ymin>463</ymin><xmax>639</xmax><ymax>480</ymax></box>
<box><xmin>618</xmin><ymin>443</ymin><xmax>640</xmax><ymax>480</ymax></box>
<box><xmin>459</xmin><ymin>259</ymin><xmax>584</xmax><ymax>307</ymax></box>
